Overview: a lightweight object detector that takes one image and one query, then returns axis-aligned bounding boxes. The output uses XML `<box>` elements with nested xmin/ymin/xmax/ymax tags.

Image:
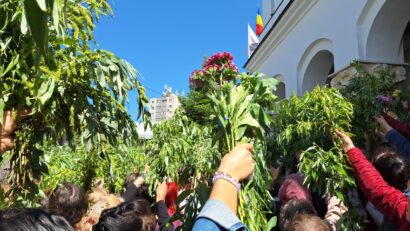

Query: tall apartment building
<box><xmin>246</xmin><ymin>0</ymin><xmax>410</xmax><ymax>99</ymax></box>
<box><xmin>149</xmin><ymin>86</ymin><xmax>181</xmax><ymax>124</ymax></box>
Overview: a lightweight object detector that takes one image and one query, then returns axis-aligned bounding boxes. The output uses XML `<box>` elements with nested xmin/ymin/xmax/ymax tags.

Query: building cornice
<box><xmin>244</xmin><ymin>0</ymin><xmax>318</xmax><ymax>71</ymax></box>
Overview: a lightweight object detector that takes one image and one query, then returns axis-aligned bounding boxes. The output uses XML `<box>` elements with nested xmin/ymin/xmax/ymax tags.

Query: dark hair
<box><xmin>45</xmin><ymin>182</ymin><xmax>88</xmax><ymax>227</ymax></box>
<box><xmin>93</xmin><ymin>199</ymin><xmax>155</xmax><ymax>231</ymax></box>
<box><xmin>123</xmin><ymin>173</ymin><xmax>139</xmax><ymax>190</ymax></box>
<box><xmin>279</xmin><ymin>199</ymin><xmax>317</xmax><ymax>231</ymax></box>
<box><xmin>372</xmin><ymin>146</ymin><xmax>410</xmax><ymax>191</ymax></box>
<box><xmin>290</xmin><ymin>214</ymin><xmax>329</xmax><ymax>231</ymax></box>
<box><xmin>0</xmin><ymin>208</ymin><xmax>74</xmax><ymax>231</ymax></box>
<box><xmin>121</xmin><ymin>173</ymin><xmax>154</xmax><ymax>204</ymax></box>
<box><xmin>122</xmin><ymin>182</ymin><xmax>154</xmax><ymax>204</ymax></box>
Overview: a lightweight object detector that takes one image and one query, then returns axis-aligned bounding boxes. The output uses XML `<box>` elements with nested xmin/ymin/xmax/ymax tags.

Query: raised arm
<box><xmin>382</xmin><ymin>112</ymin><xmax>410</xmax><ymax>140</ymax></box>
<box><xmin>193</xmin><ymin>143</ymin><xmax>254</xmax><ymax>231</ymax></box>
<box><xmin>375</xmin><ymin>116</ymin><xmax>410</xmax><ymax>160</ymax></box>
<box><xmin>336</xmin><ymin>131</ymin><xmax>408</xmax><ymax>226</ymax></box>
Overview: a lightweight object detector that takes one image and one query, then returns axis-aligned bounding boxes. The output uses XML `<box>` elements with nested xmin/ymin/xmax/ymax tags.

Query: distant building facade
<box><xmin>149</xmin><ymin>86</ymin><xmax>181</xmax><ymax>123</ymax></box>
<box><xmin>136</xmin><ymin>122</ymin><xmax>153</xmax><ymax>139</ymax></box>
<box><xmin>246</xmin><ymin>0</ymin><xmax>410</xmax><ymax>98</ymax></box>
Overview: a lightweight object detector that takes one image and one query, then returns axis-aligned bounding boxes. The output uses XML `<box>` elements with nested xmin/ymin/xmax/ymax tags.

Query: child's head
<box><xmin>290</xmin><ymin>214</ymin><xmax>329</xmax><ymax>231</ymax></box>
<box><xmin>279</xmin><ymin>199</ymin><xmax>316</xmax><ymax>231</ymax></box>
<box><xmin>45</xmin><ymin>182</ymin><xmax>88</xmax><ymax>227</ymax></box>
<box><xmin>0</xmin><ymin>208</ymin><xmax>74</xmax><ymax>231</ymax></box>
<box><xmin>122</xmin><ymin>172</ymin><xmax>139</xmax><ymax>190</ymax></box>
<box><xmin>92</xmin><ymin>199</ymin><xmax>155</xmax><ymax>231</ymax></box>
<box><xmin>278</xmin><ymin>173</ymin><xmax>312</xmax><ymax>205</ymax></box>
<box><xmin>372</xmin><ymin>146</ymin><xmax>410</xmax><ymax>191</ymax></box>
<box><xmin>121</xmin><ymin>173</ymin><xmax>154</xmax><ymax>204</ymax></box>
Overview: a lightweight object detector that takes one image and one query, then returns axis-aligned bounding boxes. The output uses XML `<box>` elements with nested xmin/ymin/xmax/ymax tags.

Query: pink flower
<box><xmin>204</xmin><ymin>64</ymin><xmax>221</xmax><ymax>72</ymax></box>
<box><xmin>189</xmin><ymin>52</ymin><xmax>239</xmax><ymax>89</ymax></box>
<box><xmin>204</xmin><ymin>52</ymin><xmax>235</xmax><ymax>67</ymax></box>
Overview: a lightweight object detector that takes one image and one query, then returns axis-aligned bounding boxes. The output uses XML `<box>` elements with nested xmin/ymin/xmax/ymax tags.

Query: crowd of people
<box><xmin>1</xmin><ymin>104</ymin><xmax>410</xmax><ymax>231</ymax></box>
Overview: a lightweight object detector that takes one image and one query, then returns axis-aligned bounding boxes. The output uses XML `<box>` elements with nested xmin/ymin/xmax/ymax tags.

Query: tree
<box><xmin>0</xmin><ymin>0</ymin><xmax>149</xmax><ymax>203</ymax></box>
<box><xmin>179</xmin><ymin>90</ymin><xmax>214</xmax><ymax>126</ymax></box>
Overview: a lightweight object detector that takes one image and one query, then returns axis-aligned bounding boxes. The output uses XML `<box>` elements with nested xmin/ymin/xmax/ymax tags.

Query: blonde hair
<box><xmin>290</xmin><ymin>214</ymin><xmax>329</xmax><ymax>231</ymax></box>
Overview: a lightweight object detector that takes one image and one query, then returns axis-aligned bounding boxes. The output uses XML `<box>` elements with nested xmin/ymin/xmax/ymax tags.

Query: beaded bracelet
<box><xmin>212</xmin><ymin>171</ymin><xmax>241</xmax><ymax>192</ymax></box>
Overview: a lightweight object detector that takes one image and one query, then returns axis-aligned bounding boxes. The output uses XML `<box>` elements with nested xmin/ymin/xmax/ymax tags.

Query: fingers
<box><xmin>335</xmin><ymin>130</ymin><xmax>345</xmax><ymax>138</ymax></box>
<box><xmin>17</xmin><ymin>108</ymin><xmax>32</xmax><ymax>121</ymax></box>
<box><xmin>373</xmin><ymin>116</ymin><xmax>383</xmax><ymax>122</ymax></box>
<box><xmin>0</xmin><ymin>135</ymin><xmax>13</xmax><ymax>153</ymax></box>
<box><xmin>237</xmin><ymin>143</ymin><xmax>253</xmax><ymax>151</ymax></box>
<box><xmin>330</xmin><ymin>132</ymin><xmax>336</xmax><ymax>142</ymax></box>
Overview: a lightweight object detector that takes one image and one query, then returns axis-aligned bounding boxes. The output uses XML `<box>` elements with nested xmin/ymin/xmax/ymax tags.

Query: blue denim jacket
<box><xmin>386</xmin><ymin>129</ymin><xmax>410</xmax><ymax>160</ymax></box>
<box><xmin>192</xmin><ymin>200</ymin><xmax>248</xmax><ymax>231</ymax></box>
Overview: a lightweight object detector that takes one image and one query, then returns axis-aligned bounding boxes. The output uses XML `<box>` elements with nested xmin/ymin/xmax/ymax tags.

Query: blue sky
<box><xmin>94</xmin><ymin>0</ymin><xmax>261</xmax><ymax>120</ymax></box>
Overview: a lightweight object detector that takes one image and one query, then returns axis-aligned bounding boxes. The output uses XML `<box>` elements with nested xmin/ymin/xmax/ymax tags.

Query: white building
<box><xmin>136</xmin><ymin>122</ymin><xmax>153</xmax><ymax>139</ymax></box>
<box><xmin>149</xmin><ymin>86</ymin><xmax>181</xmax><ymax>124</ymax></box>
<box><xmin>246</xmin><ymin>0</ymin><xmax>410</xmax><ymax>98</ymax></box>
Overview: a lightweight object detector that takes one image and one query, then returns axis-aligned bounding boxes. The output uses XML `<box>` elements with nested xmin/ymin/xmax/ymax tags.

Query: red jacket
<box><xmin>347</xmin><ymin>147</ymin><xmax>410</xmax><ymax>231</ymax></box>
<box><xmin>383</xmin><ymin>113</ymin><xmax>410</xmax><ymax>140</ymax></box>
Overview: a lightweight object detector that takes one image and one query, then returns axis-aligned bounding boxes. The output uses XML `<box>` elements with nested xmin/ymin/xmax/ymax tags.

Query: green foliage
<box><xmin>144</xmin><ymin>113</ymin><xmax>220</xmax><ymax>230</ymax></box>
<box><xmin>179</xmin><ymin>90</ymin><xmax>214</xmax><ymax>126</ymax></box>
<box><xmin>145</xmin><ymin>73</ymin><xmax>278</xmax><ymax>230</ymax></box>
<box><xmin>274</xmin><ymin>86</ymin><xmax>363</xmax><ymax>229</ymax></box>
<box><xmin>208</xmin><ymin>73</ymin><xmax>278</xmax><ymax>230</ymax></box>
<box><xmin>274</xmin><ymin>87</ymin><xmax>353</xmax><ymax>166</ymax></box>
<box><xmin>340</xmin><ymin>63</ymin><xmax>395</xmax><ymax>150</ymax></box>
<box><xmin>41</xmin><ymin>143</ymin><xmax>144</xmax><ymax>194</ymax></box>
<box><xmin>172</xmin><ymin>183</ymin><xmax>211</xmax><ymax>231</ymax></box>
<box><xmin>299</xmin><ymin>145</ymin><xmax>355</xmax><ymax>204</ymax></box>
<box><xmin>145</xmin><ymin>113</ymin><xmax>220</xmax><ymax>188</ymax></box>
<box><xmin>1</xmin><ymin>142</ymin><xmax>145</xmax><ymax>207</ymax></box>
<box><xmin>0</xmin><ymin>0</ymin><xmax>149</xmax><ymax>201</ymax></box>
<box><xmin>240</xmin><ymin>73</ymin><xmax>279</xmax><ymax>112</ymax></box>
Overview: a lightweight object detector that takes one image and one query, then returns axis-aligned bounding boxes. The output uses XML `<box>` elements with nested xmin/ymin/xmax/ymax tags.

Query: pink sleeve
<box><xmin>324</xmin><ymin>195</ymin><xmax>348</xmax><ymax>231</ymax></box>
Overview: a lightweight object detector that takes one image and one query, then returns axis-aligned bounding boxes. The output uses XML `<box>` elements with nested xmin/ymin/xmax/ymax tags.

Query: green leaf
<box><xmin>52</xmin><ymin>0</ymin><xmax>60</xmax><ymax>34</ymax></box>
<box><xmin>235</xmin><ymin>126</ymin><xmax>247</xmax><ymax>141</ymax></box>
<box><xmin>0</xmin><ymin>55</ymin><xmax>19</xmax><ymax>78</ymax></box>
<box><xmin>237</xmin><ymin>116</ymin><xmax>260</xmax><ymax>128</ymax></box>
<box><xmin>36</xmin><ymin>0</ymin><xmax>47</xmax><ymax>11</ymax></box>
<box><xmin>266</xmin><ymin>216</ymin><xmax>277</xmax><ymax>230</ymax></box>
<box><xmin>0</xmin><ymin>99</ymin><xmax>4</xmax><ymax>127</ymax></box>
<box><xmin>175</xmin><ymin>189</ymin><xmax>193</xmax><ymax>205</ymax></box>
<box><xmin>37</xmin><ymin>77</ymin><xmax>55</xmax><ymax>105</ymax></box>
<box><xmin>24</xmin><ymin>0</ymin><xmax>48</xmax><ymax>56</ymax></box>
<box><xmin>20</xmin><ymin>9</ymin><xmax>28</xmax><ymax>34</ymax></box>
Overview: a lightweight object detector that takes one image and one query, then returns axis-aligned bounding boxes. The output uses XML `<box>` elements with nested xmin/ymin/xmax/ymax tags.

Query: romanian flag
<box><xmin>256</xmin><ymin>5</ymin><xmax>263</xmax><ymax>36</ymax></box>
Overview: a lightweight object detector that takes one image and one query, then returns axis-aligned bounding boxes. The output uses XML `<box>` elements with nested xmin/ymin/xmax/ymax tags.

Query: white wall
<box><xmin>247</xmin><ymin>0</ymin><xmax>410</xmax><ymax>97</ymax></box>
